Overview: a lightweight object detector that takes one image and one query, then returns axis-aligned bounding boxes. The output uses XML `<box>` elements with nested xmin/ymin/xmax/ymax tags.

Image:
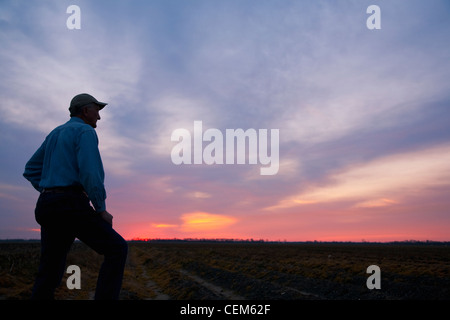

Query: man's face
<box><xmin>82</xmin><ymin>105</ymin><xmax>101</xmax><ymax>128</ymax></box>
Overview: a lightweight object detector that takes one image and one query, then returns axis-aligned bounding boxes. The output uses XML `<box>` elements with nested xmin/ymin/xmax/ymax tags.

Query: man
<box><xmin>23</xmin><ymin>93</ymin><xmax>128</xmax><ymax>300</ymax></box>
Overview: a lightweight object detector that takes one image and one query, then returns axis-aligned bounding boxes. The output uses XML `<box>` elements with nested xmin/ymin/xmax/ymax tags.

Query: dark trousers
<box><xmin>31</xmin><ymin>191</ymin><xmax>128</xmax><ymax>300</ymax></box>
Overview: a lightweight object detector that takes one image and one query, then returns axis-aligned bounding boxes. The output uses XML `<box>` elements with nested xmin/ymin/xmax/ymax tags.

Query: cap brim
<box><xmin>96</xmin><ymin>102</ymin><xmax>108</xmax><ymax>110</ymax></box>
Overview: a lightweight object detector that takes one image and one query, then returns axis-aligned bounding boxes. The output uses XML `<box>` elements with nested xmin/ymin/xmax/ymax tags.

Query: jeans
<box><xmin>31</xmin><ymin>191</ymin><xmax>128</xmax><ymax>300</ymax></box>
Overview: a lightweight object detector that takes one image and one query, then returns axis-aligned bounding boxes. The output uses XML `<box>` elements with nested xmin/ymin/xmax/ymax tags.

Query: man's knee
<box><xmin>108</xmin><ymin>237</ymin><xmax>128</xmax><ymax>261</ymax></box>
<box><xmin>119</xmin><ymin>239</ymin><xmax>128</xmax><ymax>258</ymax></box>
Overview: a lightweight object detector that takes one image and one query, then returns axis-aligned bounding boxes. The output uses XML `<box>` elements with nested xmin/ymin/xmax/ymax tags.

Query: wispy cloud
<box><xmin>266</xmin><ymin>143</ymin><xmax>450</xmax><ymax>211</ymax></box>
<box><xmin>0</xmin><ymin>2</ymin><xmax>143</xmax><ymax>133</ymax></box>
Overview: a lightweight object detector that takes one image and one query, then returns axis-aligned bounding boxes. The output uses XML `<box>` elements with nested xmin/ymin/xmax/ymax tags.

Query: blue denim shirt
<box><xmin>23</xmin><ymin>117</ymin><xmax>106</xmax><ymax>212</ymax></box>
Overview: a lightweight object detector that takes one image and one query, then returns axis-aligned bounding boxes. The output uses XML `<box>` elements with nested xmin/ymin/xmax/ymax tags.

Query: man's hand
<box><xmin>99</xmin><ymin>210</ymin><xmax>113</xmax><ymax>226</ymax></box>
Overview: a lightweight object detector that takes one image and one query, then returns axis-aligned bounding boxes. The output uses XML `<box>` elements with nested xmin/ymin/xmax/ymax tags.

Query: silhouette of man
<box><xmin>23</xmin><ymin>93</ymin><xmax>128</xmax><ymax>300</ymax></box>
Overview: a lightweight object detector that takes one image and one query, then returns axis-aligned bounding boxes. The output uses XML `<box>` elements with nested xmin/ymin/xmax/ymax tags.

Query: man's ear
<box><xmin>81</xmin><ymin>106</ymin><xmax>89</xmax><ymax>116</ymax></box>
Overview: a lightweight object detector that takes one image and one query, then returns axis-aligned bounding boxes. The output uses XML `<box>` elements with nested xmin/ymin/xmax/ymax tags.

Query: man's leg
<box><xmin>32</xmin><ymin>227</ymin><xmax>75</xmax><ymax>299</ymax></box>
<box><xmin>73</xmin><ymin>202</ymin><xmax>128</xmax><ymax>300</ymax></box>
<box><xmin>32</xmin><ymin>193</ymin><xmax>75</xmax><ymax>299</ymax></box>
<box><xmin>89</xmin><ymin>222</ymin><xmax>128</xmax><ymax>300</ymax></box>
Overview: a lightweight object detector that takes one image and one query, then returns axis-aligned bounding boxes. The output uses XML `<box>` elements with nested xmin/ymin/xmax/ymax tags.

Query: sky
<box><xmin>0</xmin><ymin>0</ymin><xmax>449</xmax><ymax>242</ymax></box>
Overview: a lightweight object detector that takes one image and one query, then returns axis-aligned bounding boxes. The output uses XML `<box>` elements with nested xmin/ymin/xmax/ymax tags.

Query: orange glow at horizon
<box><xmin>152</xmin><ymin>223</ymin><xmax>178</xmax><ymax>228</ymax></box>
<box><xmin>111</xmin><ymin>144</ymin><xmax>450</xmax><ymax>242</ymax></box>
<box><xmin>181</xmin><ymin>212</ymin><xmax>237</xmax><ymax>232</ymax></box>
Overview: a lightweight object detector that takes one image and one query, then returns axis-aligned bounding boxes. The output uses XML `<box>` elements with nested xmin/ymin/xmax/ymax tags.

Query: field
<box><xmin>0</xmin><ymin>241</ymin><xmax>449</xmax><ymax>300</ymax></box>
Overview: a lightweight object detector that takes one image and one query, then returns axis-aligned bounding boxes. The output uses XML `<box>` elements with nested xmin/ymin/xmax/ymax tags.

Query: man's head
<box><xmin>69</xmin><ymin>93</ymin><xmax>107</xmax><ymax>128</ymax></box>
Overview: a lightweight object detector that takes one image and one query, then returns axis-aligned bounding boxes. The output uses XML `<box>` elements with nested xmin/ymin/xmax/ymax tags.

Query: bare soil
<box><xmin>1</xmin><ymin>241</ymin><xmax>449</xmax><ymax>300</ymax></box>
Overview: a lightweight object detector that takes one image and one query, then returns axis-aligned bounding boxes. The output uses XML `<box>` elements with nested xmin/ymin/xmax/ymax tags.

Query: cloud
<box><xmin>354</xmin><ymin>198</ymin><xmax>398</xmax><ymax>208</ymax></box>
<box><xmin>0</xmin><ymin>1</ymin><xmax>143</xmax><ymax>134</ymax></box>
<box><xmin>0</xmin><ymin>183</ymin><xmax>30</xmax><ymax>203</ymax></box>
<box><xmin>151</xmin><ymin>223</ymin><xmax>177</xmax><ymax>229</ymax></box>
<box><xmin>266</xmin><ymin>143</ymin><xmax>450</xmax><ymax>211</ymax></box>
<box><xmin>134</xmin><ymin>212</ymin><xmax>238</xmax><ymax>239</ymax></box>
<box><xmin>145</xmin><ymin>95</ymin><xmax>221</xmax><ymax>158</ymax></box>
<box><xmin>189</xmin><ymin>191</ymin><xmax>212</xmax><ymax>199</ymax></box>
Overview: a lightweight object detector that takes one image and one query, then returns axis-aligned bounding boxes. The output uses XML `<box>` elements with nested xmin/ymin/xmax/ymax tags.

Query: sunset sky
<box><xmin>1</xmin><ymin>0</ymin><xmax>449</xmax><ymax>241</ymax></box>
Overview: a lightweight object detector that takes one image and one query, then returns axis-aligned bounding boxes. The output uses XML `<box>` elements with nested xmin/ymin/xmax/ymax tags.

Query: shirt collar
<box><xmin>69</xmin><ymin>117</ymin><xmax>86</xmax><ymax>124</ymax></box>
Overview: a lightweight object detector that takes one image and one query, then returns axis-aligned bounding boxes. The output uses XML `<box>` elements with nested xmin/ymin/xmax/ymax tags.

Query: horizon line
<box><xmin>1</xmin><ymin>237</ymin><xmax>449</xmax><ymax>244</ymax></box>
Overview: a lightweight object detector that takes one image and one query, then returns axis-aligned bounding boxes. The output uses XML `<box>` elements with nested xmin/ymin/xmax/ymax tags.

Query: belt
<box><xmin>42</xmin><ymin>186</ymin><xmax>85</xmax><ymax>194</ymax></box>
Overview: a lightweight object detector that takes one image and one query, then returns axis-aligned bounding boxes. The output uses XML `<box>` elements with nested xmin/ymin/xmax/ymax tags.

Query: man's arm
<box><xmin>23</xmin><ymin>141</ymin><xmax>46</xmax><ymax>192</ymax></box>
<box><xmin>77</xmin><ymin>129</ymin><xmax>107</xmax><ymax>213</ymax></box>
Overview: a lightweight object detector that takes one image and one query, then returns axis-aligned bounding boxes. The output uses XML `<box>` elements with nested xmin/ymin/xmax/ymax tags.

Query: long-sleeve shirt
<box><xmin>23</xmin><ymin>117</ymin><xmax>106</xmax><ymax>212</ymax></box>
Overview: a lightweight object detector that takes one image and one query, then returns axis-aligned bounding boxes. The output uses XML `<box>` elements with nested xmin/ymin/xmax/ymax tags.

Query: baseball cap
<box><xmin>69</xmin><ymin>93</ymin><xmax>108</xmax><ymax>116</ymax></box>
